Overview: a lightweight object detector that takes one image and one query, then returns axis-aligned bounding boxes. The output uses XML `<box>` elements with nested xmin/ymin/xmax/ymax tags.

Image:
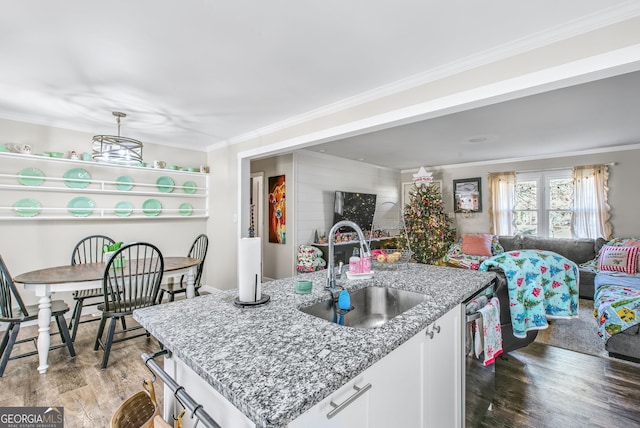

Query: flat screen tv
<box><xmin>333</xmin><ymin>191</ymin><xmax>377</xmax><ymax>233</ymax></box>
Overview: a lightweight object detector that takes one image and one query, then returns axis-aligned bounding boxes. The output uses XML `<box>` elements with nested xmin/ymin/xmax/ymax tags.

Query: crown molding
<box><xmin>402</xmin><ymin>143</ymin><xmax>640</xmax><ymax>172</ymax></box>
<box><xmin>213</xmin><ymin>2</ymin><xmax>640</xmax><ymax>150</ymax></box>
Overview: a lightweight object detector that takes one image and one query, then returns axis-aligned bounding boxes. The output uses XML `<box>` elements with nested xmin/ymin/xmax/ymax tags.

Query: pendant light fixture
<box><xmin>92</xmin><ymin>111</ymin><xmax>143</xmax><ymax>166</ymax></box>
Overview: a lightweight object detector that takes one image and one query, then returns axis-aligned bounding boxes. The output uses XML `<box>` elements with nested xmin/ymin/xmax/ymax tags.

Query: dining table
<box><xmin>13</xmin><ymin>256</ymin><xmax>201</xmax><ymax>374</ymax></box>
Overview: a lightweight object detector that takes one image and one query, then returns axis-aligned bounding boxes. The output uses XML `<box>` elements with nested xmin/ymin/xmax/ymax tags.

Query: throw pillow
<box><xmin>598</xmin><ymin>246</ymin><xmax>639</xmax><ymax>274</ymax></box>
<box><xmin>461</xmin><ymin>234</ymin><xmax>493</xmax><ymax>257</ymax></box>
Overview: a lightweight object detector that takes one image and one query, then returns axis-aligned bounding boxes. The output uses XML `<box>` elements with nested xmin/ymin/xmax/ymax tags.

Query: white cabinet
<box><xmin>162</xmin><ymin>306</ymin><xmax>463</xmax><ymax>428</ymax></box>
<box><xmin>289</xmin><ymin>374</ymin><xmax>372</xmax><ymax>428</ymax></box>
<box><xmin>421</xmin><ymin>304</ymin><xmax>464</xmax><ymax>428</ymax></box>
<box><xmin>368</xmin><ymin>332</ymin><xmax>422</xmax><ymax>428</ymax></box>
<box><xmin>0</xmin><ymin>152</ymin><xmax>208</xmax><ymax>220</ymax></box>
<box><xmin>163</xmin><ymin>356</ymin><xmax>255</xmax><ymax>428</ymax></box>
<box><xmin>291</xmin><ymin>307</ymin><xmax>464</xmax><ymax>428</ymax></box>
<box><xmin>290</xmin><ymin>332</ymin><xmax>422</xmax><ymax>428</ymax></box>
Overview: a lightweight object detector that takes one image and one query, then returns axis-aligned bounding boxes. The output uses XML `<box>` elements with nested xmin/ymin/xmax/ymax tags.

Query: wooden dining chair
<box><xmin>158</xmin><ymin>234</ymin><xmax>208</xmax><ymax>302</ymax></box>
<box><xmin>94</xmin><ymin>242</ymin><xmax>164</xmax><ymax>369</ymax></box>
<box><xmin>0</xmin><ymin>254</ymin><xmax>76</xmax><ymax>377</ymax></box>
<box><xmin>69</xmin><ymin>234</ymin><xmax>116</xmax><ymax>342</ymax></box>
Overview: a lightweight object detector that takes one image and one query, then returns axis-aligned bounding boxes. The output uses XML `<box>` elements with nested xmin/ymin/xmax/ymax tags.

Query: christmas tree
<box><xmin>401</xmin><ymin>168</ymin><xmax>456</xmax><ymax>264</ymax></box>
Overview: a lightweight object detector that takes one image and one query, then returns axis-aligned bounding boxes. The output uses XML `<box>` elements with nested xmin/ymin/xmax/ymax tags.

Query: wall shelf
<box><xmin>0</xmin><ymin>152</ymin><xmax>209</xmax><ymax>221</ymax></box>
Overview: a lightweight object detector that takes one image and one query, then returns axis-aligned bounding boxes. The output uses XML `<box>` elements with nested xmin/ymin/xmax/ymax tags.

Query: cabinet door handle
<box><xmin>425</xmin><ymin>323</ymin><xmax>441</xmax><ymax>339</ymax></box>
<box><xmin>326</xmin><ymin>383</ymin><xmax>372</xmax><ymax>419</ymax></box>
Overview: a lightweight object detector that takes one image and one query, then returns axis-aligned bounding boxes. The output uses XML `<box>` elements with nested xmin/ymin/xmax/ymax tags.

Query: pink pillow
<box><xmin>598</xmin><ymin>246</ymin><xmax>639</xmax><ymax>274</ymax></box>
<box><xmin>461</xmin><ymin>234</ymin><xmax>493</xmax><ymax>257</ymax></box>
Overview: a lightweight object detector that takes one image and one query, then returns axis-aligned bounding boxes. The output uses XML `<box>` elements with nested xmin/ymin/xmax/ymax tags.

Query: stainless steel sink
<box><xmin>299</xmin><ymin>286</ymin><xmax>428</xmax><ymax>328</ymax></box>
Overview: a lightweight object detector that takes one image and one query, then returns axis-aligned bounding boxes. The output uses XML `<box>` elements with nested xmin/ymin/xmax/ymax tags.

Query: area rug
<box><xmin>535</xmin><ymin>298</ymin><xmax>608</xmax><ymax>359</ymax></box>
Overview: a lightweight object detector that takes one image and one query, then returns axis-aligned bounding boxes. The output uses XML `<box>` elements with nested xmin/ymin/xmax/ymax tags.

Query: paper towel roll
<box><xmin>238</xmin><ymin>237</ymin><xmax>262</xmax><ymax>302</ymax></box>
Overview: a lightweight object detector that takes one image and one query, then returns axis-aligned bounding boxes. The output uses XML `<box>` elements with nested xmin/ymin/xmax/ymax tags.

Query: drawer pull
<box><xmin>326</xmin><ymin>383</ymin><xmax>372</xmax><ymax>419</ymax></box>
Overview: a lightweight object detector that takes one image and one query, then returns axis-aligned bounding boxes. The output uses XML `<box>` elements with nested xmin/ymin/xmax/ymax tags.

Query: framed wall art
<box><xmin>268</xmin><ymin>175</ymin><xmax>286</xmax><ymax>244</ymax></box>
<box><xmin>453</xmin><ymin>177</ymin><xmax>482</xmax><ymax>213</ymax></box>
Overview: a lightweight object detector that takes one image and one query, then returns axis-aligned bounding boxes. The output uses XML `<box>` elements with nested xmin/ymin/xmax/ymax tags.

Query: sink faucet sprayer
<box><xmin>326</xmin><ymin>220</ymin><xmax>372</xmax><ymax>290</ymax></box>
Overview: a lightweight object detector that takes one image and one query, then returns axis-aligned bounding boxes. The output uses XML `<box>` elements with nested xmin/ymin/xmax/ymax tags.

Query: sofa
<box><xmin>497</xmin><ymin>236</ymin><xmax>640</xmax><ymax>362</ymax></box>
<box><xmin>594</xmin><ymin>272</ymin><xmax>640</xmax><ymax>363</ymax></box>
<box><xmin>589</xmin><ymin>239</ymin><xmax>640</xmax><ymax>363</ymax></box>
<box><xmin>493</xmin><ymin>235</ymin><xmax>606</xmax><ymax>352</ymax></box>
<box><xmin>448</xmin><ymin>234</ymin><xmax>606</xmax><ymax>353</ymax></box>
<box><xmin>497</xmin><ymin>235</ymin><xmax>607</xmax><ymax>300</ymax></box>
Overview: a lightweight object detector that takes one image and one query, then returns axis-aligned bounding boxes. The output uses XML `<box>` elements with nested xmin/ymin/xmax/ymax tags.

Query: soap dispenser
<box><xmin>349</xmin><ymin>247</ymin><xmax>361</xmax><ymax>274</ymax></box>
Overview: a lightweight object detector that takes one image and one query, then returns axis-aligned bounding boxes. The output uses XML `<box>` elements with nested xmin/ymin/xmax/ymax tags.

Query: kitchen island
<box><xmin>134</xmin><ymin>263</ymin><xmax>496</xmax><ymax>427</ymax></box>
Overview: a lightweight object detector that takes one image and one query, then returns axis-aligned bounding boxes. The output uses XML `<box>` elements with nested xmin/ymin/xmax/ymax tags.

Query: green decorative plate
<box><xmin>156</xmin><ymin>176</ymin><xmax>174</xmax><ymax>193</ymax></box>
<box><xmin>179</xmin><ymin>202</ymin><xmax>193</xmax><ymax>216</ymax></box>
<box><xmin>14</xmin><ymin>198</ymin><xmax>42</xmax><ymax>217</ymax></box>
<box><xmin>115</xmin><ymin>175</ymin><xmax>134</xmax><ymax>191</ymax></box>
<box><xmin>142</xmin><ymin>199</ymin><xmax>162</xmax><ymax>216</ymax></box>
<box><xmin>17</xmin><ymin>168</ymin><xmax>45</xmax><ymax>186</ymax></box>
<box><xmin>67</xmin><ymin>196</ymin><xmax>95</xmax><ymax>217</ymax></box>
<box><xmin>63</xmin><ymin>168</ymin><xmax>91</xmax><ymax>189</ymax></box>
<box><xmin>114</xmin><ymin>201</ymin><xmax>133</xmax><ymax>217</ymax></box>
<box><xmin>182</xmin><ymin>181</ymin><xmax>197</xmax><ymax>194</ymax></box>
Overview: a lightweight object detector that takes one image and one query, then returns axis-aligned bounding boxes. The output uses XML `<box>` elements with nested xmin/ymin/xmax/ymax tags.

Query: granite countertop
<box><xmin>134</xmin><ymin>263</ymin><xmax>495</xmax><ymax>428</ymax></box>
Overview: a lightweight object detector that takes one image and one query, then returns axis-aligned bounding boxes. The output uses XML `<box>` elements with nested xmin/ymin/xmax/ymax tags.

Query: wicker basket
<box><xmin>111</xmin><ymin>379</ymin><xmax>160</xmax><ymax>428</ymax></box>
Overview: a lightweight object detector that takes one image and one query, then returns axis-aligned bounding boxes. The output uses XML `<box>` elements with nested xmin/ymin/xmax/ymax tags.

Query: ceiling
<box><xmin>1</xmin><ymin>1</ymin><xmax>640</xmax><ymax>170</ymax></box>
<box><xmin>312</xmin><ymin>70</ymin><xmax>640</xmax><ymax>169</ymax></box>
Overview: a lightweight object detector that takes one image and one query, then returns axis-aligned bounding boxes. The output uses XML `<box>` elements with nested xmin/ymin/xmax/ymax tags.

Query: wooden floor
<box><xmin>0</xmin><ymin>316</ymin><xmax>164</xmax><ymax>428</ymax></box>
<box><xmin>1</xmin><ymin>317</ymin><xmax>639</xmax><ymax>427</ymax></box>
<box><xmin>481</xmin><ymin>342</ymin><xmax>640</xmax><ymax>428</ymax></box>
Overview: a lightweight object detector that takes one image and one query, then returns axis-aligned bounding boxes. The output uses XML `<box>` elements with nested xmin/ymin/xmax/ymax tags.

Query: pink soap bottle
<box><xmin>349</xmin><ymin>248</ymin><xmax>361</xmax><ymax>274</ymax></box>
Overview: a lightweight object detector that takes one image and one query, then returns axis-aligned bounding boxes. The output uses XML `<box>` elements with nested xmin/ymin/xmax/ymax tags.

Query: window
<box><xmin>515</xmin><ymin>170</ymin><xmax>573</xmax><ymax>238</ymax></box>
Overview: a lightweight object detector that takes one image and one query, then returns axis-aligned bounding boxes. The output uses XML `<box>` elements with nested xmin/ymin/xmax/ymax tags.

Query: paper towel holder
<box><xmin>234</xmin><ymin>294</ymin><xmax>271</xmax><ymax>307</ymax></box>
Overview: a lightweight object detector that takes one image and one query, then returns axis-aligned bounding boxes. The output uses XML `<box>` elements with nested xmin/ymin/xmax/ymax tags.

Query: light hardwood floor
<box><xmin>2</xmin><ymin>316</ymin><xmax>639</xmax><ymax>427</ymax></box>
<box><xmin>0</xmin><ymin>317</ymin><xmax>164</xmax><ymax>428</ymax></box>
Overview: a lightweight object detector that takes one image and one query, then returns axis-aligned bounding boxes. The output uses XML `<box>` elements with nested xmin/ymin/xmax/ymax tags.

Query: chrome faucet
<box><xmin>326</xmin><ymin>220</ymin><xmax>372</xmax><ymax>290</ymax></box>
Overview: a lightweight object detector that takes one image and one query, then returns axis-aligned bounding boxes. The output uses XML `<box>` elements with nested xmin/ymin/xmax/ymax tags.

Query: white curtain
<box><xmin>572</xmin><ymin>165</ymin><xmax>612</xmax><ymax>239</ymax></box>
<box><xmin>488</xmin><ymin>172</ymin><xmax>516</xmax><ymax>236</ymax></box>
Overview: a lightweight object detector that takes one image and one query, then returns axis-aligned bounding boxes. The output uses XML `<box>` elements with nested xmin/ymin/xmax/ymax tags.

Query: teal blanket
<box><xmin>480</xmin><ymin>250</ymin><xmax>579</xmax><ymax>338</ymax></box>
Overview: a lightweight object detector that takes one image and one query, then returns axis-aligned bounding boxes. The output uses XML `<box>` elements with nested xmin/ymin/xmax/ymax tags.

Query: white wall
<box><xmin>3</xmin><ymin>18</ymin><xmax>635</xmax><ymax>295</ymax></box>
<box><xmin>205</xmin><ymin>18</ymin><xmax>640</xmax><ymax>292</ymax></box>
<box><xmin>248</xmin><ymin>151</ymin><xmax>400</xmax><ymax>279</ymax></box>
<box><xmin>295</xmin><ymin>150</ymin><xmax>400</xmax><ymax>246</ymax></box>
<box><xmin>0</xmin><ymin>118</ymin><xmax>208</xmax><ymax>169</ymax></box>
<box><xmin>401</xmin><ymin>148</ymin><xmax>640</xmax><ymax>238</ymax></box>
<box><xmin>251</xmin><ymin>154</ymin><xmax>294</xmax><ymax>280</ymax></box>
